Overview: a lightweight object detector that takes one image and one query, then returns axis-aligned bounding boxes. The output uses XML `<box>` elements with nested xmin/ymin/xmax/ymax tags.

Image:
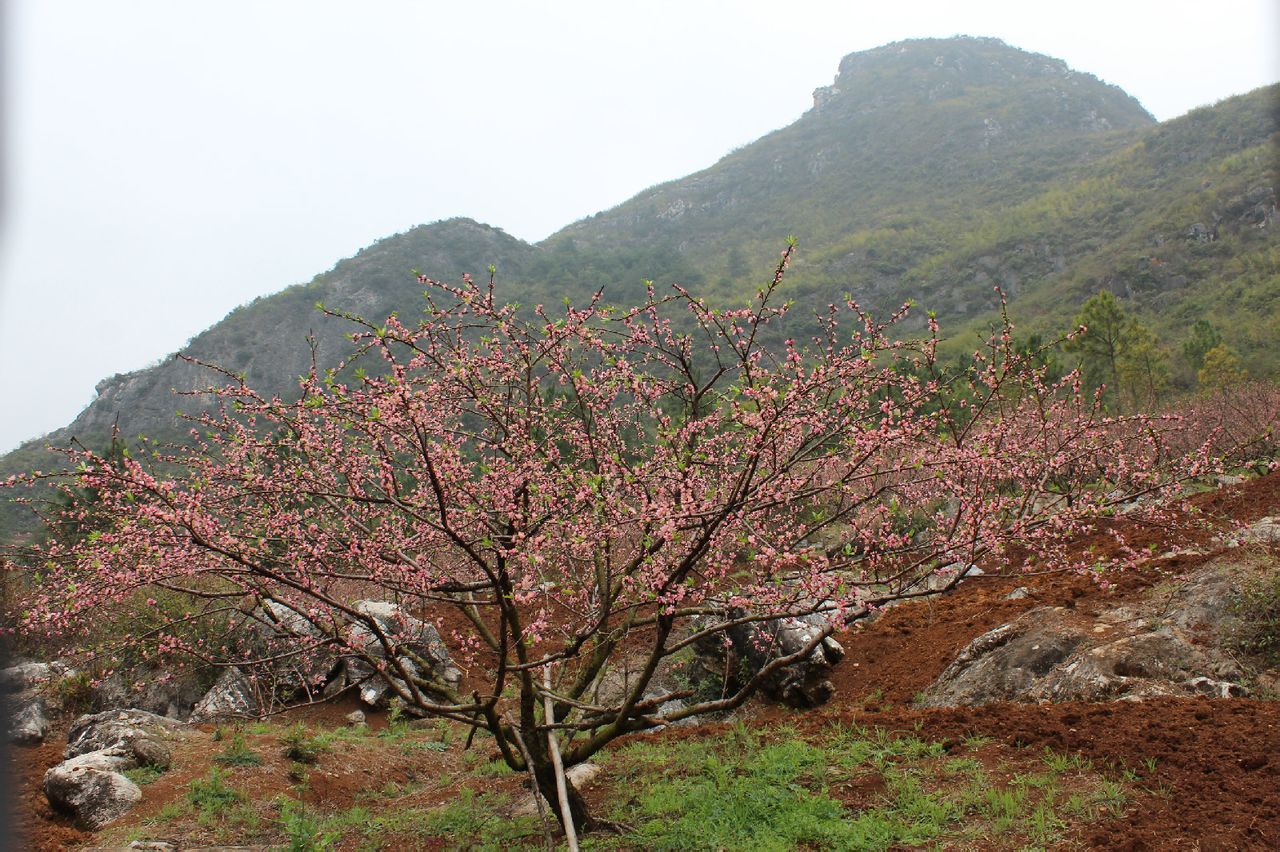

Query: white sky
<box><xmin>1</xmin><ymin>0</ymin><xmax>1276</xmax><ymax>452</ymax></box>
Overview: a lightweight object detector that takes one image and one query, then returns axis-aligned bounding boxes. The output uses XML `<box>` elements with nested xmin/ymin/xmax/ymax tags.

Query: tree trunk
<box><xmin>534</xmin><ymin>766</ymin><xmax>591</xmax><ymax>835</ymax></box>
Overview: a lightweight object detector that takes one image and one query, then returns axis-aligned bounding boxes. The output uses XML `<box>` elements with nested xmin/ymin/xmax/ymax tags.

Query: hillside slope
<box><xmin>2</xmin><ymin>37</ymin><xmax>1275</xmax><ymax>538</ymax></box>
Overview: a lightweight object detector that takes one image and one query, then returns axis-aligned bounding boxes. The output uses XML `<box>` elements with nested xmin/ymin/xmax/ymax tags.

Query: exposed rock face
<box><xmin>1227</xmin><ymin>516</ymin><xmax>1280</xmax><ymax>545</ymax></box>
<box><xmin>11</xmin><ymin>699</ymin><xmax>52</xmax><ymax>744</ymax></box>
<box><xmin>190</xmin><ymin>668</ymin><xmax>261</xmax><ymax>723</ymax></box>
<box><xmin>342</xmin><ymin>600</ymin><xmax>461</xmax><ymax>709</ymax></box>
<box><xmin>185</xmin><ymin>599</ymin><xmax>463</xmax><ymax>717</ymax></box>
<box><xmin>2</xmin><ymin>660</ymin><xmax>72</xmax><ymax>744</ymax></box>
<box><xmin>0</xmin><ymin>661</ymin><xmax>64</xmax><ymax>692</ymax></box>
<box><xmin>586</xmin><ymin>653</ymin><xmax>700</xmax><ymax>730</ymax></box>
<box><xmin>922</xmin><ymin>556</ymin><xmax>1260</xmax><ymax>707</ymax></box>
<box><xmin>922</xmin><ymin>616</ymin><xmax>1084</xmax><ymax>706</ymax></box>
<box><xmin>90</xmin><ymin>668</ymin><xmax>212</xmax><ymax>721</ymax></box>
<box><xmin>252</xmin><ymin>600</ymin><xmax>342</xmax><ymax>698</ymax></box>
<box><xmin>694</xmin><ymin>608</ymin><xmax>845</xmax><ymax>707</ymax></box>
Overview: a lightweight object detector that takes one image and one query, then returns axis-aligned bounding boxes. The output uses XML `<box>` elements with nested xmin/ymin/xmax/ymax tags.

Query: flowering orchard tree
<box><xmin>5</xmin><ymin>246</ymin><xmax>1217</xmax><ymax>831</ymax></box>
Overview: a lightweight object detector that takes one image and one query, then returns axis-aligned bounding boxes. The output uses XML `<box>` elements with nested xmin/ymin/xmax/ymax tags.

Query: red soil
<box><xmin>8</xmin><ymin>472</ymin><xmax>1280</xmax><ymax>850</ymax></box>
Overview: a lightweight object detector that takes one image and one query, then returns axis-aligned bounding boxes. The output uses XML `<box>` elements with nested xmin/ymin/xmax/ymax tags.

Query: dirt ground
<box><xmin>7</xmin><ymin>472</ymin><xmax>1280</xmax><ymax>850</ymax></box>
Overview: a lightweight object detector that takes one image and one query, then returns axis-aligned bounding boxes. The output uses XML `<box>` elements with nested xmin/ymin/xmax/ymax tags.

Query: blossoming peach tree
<box><xmin>4</xmin><ymin>246</ymin><xmax>1216</xmax><ymax>831</ymax></box>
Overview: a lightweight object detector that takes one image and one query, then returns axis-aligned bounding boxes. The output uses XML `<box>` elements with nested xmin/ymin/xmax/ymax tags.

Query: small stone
<box><xmin>511</xmin><ymin>763</ymin><xmax>602</xmax><ymax>817</ymax></box>
<box><xmin>1006</xmin><ymin>587</ymin><xmax>1030</xmax><ymax>600</ymax></box>
<box><xmin>345</xmin><ymin>710</ymin><xmax>366</xmax><ymax>726</ymax></box>
<box><xmin>565</xmin><ymin>762</ymin><xmax>601</xmax><ymax>786</ymax></box>
<box><xmin>1185</xmin><ymin>676</ymin><xmax>1248</xmax><ymax>699</ymax></box>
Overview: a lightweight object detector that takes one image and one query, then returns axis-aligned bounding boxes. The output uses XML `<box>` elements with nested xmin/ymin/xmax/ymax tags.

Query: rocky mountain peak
<box><xmin>811</xmin><ymin>35</ymin><xmax>1154</xmax><ymax>131</ymax></box>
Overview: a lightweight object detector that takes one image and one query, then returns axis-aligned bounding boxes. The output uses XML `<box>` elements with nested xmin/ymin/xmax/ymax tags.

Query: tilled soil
<box><xmin>8</xmin><ymin>472</ymin><xmax>1280</xmax><ymax>850</ymax></box>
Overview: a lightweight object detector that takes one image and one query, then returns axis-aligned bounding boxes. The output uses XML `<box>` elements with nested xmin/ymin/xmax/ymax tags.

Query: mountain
<box><xmin>548</xmin><ymin>36</ymin><xmax>1155</xmax><ymax>297</ymax></box>
<box><xmin>2</xmin><ymin>36</ymin><xmax>1276</xmax><ymax>538</ymax></box>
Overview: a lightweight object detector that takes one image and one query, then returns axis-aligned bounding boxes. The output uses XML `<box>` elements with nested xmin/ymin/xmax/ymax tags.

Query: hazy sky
<box><xmin>1</xmin><ymin>1</ymin><xmax>1276</xmax><ymax>452</ymax></box>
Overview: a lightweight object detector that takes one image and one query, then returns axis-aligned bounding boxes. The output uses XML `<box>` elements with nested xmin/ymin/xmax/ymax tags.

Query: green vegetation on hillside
<box><xmin>2</xmin><ymin>38</ymin><xmax>1275</xmax><ymax>539</ymax></box>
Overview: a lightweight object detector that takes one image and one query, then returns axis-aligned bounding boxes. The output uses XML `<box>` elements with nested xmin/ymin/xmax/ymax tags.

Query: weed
<box><xmin>187</xmin><ymin>767</ymin><xmax>245</xmax><ymax>825</ymax></box>
<box><xmin>981</xmin><ymin>786</ymin><xmax>1025</xmax><ymax>832</ymax></box>
<box><xmin>1012</xmin><ymin>770</ymin><xmax>1059</xmax><ymax>790</ymax></box>
<box><xmin>280</xmin><ymin>723</ymin><xmax>329</xmax><ymax>765</ymax></box>
<box><xmin>1028</xmin><ymin>799</ymin><xmax>1065</xmax><ymax>843</ymax></box>
<box><xmin>1063</xmin><ymin>791</ymin><xmax>1099</xmax><ymax>820</ymax></box>
<box><xmin>214</xmin><ymin>732</ymin><xmax>263</xmax><ymax>767</ymax></box>
<box><xmin>1042</xmin><ymin>747</ymin><xmax>1090</xmax><ymax>774</ymax></box>
<box><xmin>287</xmin><ymin>761</ymin><xmax>311</xmax><ymax>788</ymax></box>
<box><xmin>398</xmin><ymin>738</ymin><xmax>449</xmax><ymax>755</ymax></box>
<box><xmin>279</xmin><ymin>799</ymin><xmax>339</xmax><ymax>851</ymax></box>
<box><xmin>626</xmin><ymin>739</ymin><xmax>858</xmax><ymax>850</ymax></box>
<box><xmin>1227</xmin><ymin>572</ymin><xmax>1280</xmax><ymax>667</ymax></box>
<box><xmin>941</xmin><ymin>756</ymin><xmax>982</xmax><ymax>777</ymax></box>
<box><xmin>53</xmin><ymin>670</ymin><xmax>95</xmax><ymax>712</ymax></box>
<box><xmin>1095</xmin><ymin>779</ymin><xmax>1128</xmax><ymax>813</ymax></box>
<box><xmin>474</xmin><ymin>758</ymin><xmax>513</xmax><ymax>777</ymax></box>
<box><xmin>421</xmin><ymin>789</ymin><xmax>541</xmax><ymax>846</ymax></box>
<box><xmin>123</xmin><ymin>765</ymin><xmax>165</xmax><ymax>786</ymax></box>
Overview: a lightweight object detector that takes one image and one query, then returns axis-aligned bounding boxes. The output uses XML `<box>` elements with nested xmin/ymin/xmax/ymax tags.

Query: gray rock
<box><xmin>922</xmin><ymin>612</ymin><xmax>1087</xmax><ymax>707</ymax></box>
<box><xmin>693</xmin><ymin>607</ymin><xmax>845</xmax><ymax>708</ymax></box>
<box><xmin>1186</xmin><ymin>675</ymin><xmax>1249</xmax><ymax>698</ymax></box>
<box><xmin>3</xmin><ymin>660</ymin><xmax>76</xmax><ymax>744</ymax></box>
<box><xmin>345</xmin><ymin>710</ymin><xmax>366</xmax><ymax>726</ymax></box>
<box><xmin>190</xmin><ymin>668</ymin><xmax>260</xmax><ymax>723</ymax></box>
<box><xmin>344</xmin><ymin>600</ymin><xmax>461</xmax><ymax>708</ymax></box>
<box><xmin>44</xmin><ymin>749</ymin><xmax>143</xmax><ymax>829</ymax></box>
<box><xmin>1235</xmin><ymin>516</ymin><xmax>1280</xmax><ymax>545</ymax></box>
<box><xmin>0</xmin><ymin>661</ymin><xmax>64</xmax><ymax>692</ymax></box>
<box><xmin>512</xmin><ymin>763</ymin><xmax>603</xmax><ymax>817</ymax></box>
<box><xmin>91</xmin><ymin>668</ymin><xmax>212</xmax><ymax>720</ymax></box>
<box><xmin>1028</xmin><ymin>627</ymin><xmax>1226</xmax><ymax>702</ymax></box>
<box><xmin>1006</xmin><ymin>587</ymin><xmax>1031</xmax><ymax>600</ymax></box>
<box><xmin>10</xmin><ymin>697</ymin><xmax>51</xmax><ymax>744</ymax></box>
<box><xmin>918</xmin><ymin>563</ymin><xmax>984</xmax><ymax>593</ymax></box>
<box><xmin>66</xmin><ymin>709</ymin><xmax>186</xmax><ymax>767</ymax></box>
<box><xmin>252</xmin><ymin>601</ymin><xmax>341</xmax><ymax>698</ymax></box>
<box><xmin>923</xmin><ymin>588</ymin><xmax>1255</xmax><ymax>707</ymax></box>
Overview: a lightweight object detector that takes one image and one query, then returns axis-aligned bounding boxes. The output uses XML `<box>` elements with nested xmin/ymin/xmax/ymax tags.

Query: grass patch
<box><xmin>213</xmin><ymin>732</ymin><xmax>263</xmax><ymax>767</ymax></box>
<box><xmin>122</xmin><ymin>764</ymin><xmax>165</xmax><ymax>786</ymax></box>
<box><xmin>587</xmin><ymin>721</ymin><xmax>1126</xmax><ymax>850</ymax></box>
<box><xmin>280</xmin><ymin>723</ymin><xmax>331</xmax><ymax>764</ymax></box>
<box><xmin>278</xmin><ymin>790</ymin><xmax>540</xmax><ymax>852</ymax></box>
<box><xmin>117</xmin><ymin>714</ymin><xmax>1130</xmax><ymax>850</ymax></box>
